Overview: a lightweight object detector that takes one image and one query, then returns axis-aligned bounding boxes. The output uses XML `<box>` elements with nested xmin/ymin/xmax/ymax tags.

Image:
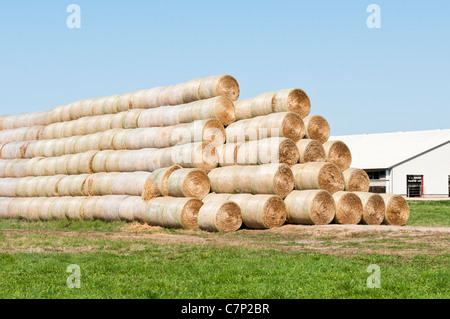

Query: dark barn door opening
<box><xmin>407</xmin><ymin>175</ymin><xmax>423</xmax><ymax>197</ymax></box>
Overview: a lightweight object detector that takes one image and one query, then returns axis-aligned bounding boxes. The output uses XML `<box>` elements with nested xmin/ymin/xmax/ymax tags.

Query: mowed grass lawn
<box><xmin>0</xmin><ymin>201</ymin><xmax>449</xmax><ymax>299</ymax></box>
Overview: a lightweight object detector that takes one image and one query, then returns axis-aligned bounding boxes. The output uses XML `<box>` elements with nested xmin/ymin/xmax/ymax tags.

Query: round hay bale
<box><xmin>232</xmin><ymin>98</ymin><xmax>253</xmax><ymax>120</ymax></box>
<box><xmin>296</xmin><ymin>139</ymin><xmax>326</xmax><ymax>163</ymax></box>
<box><xmin>229</xmin><ymin>194</ymin><xmax>286</xmax><ymax>229</ymax></box>
<box><xmin>102</xmin><ymin>196</ymin><xmax>130</xmax><ymax>222</ymax></box>
<box><xmin>108</xmin><ymin>172</ymin><xmax>159</xmax><ymax>200</ymax></box>
<box><xmin>180</xmin><ymin>79</ymin><xmax>202</xmax><ymax>104</ymax></box>
<box><xmin>197</xmin><ymin>200</ymin><xmax>242</xmax><ymax>232</ymax></box>
<box><xmin>272</xmin><ymin>88</ymin><xmax>311</xmax><ymax>118</ymax></box>
<box><xmin>123</xmin><ymin>109</ymin><xmax>143</xmax><ymax>129</ymax></box>
<box><xmin>291</xmin><ymin>162</ymin><xmax>345</xmax><ymax>194</ymax></box>
<box><xmin>198</xmin><ymin>75</ymin><xmax>240</xmax><ymax>101</ymax></box>
<box><xmin>40</xmin><ymin>175</ymin><xmax>65</xmax><ymax>197</ymax></box>
<box><xmin>111</xmin><ymin>112</ymin><xmax>128</xmax><ymax>129</ymax></box>
<box><xmin>235</xmin><ymin>114</ymin><xmax>286</xmax><ymax>145</ymax></box>
<box><xmin>17</xmin><ymin>198</ymin><xmax>40</xmax><ymax>222</ymax></box>
<box><xmin>77</xmin><ymin>150</ymin><xmax>98</xmax><ymax>175</ymax></box>
<box><xmin>3</xmin><ymin>159</ymin><xmax>25</xmax><ymax>178</ymax></box>
<box><xmin>352</xmin><ymin>192</ymin><xmax>385</xmax><ymax>225</ymax></box>
<box><xmin>342</xmin><ymin>168</ymin><xmax>370</xmax><ymax>192</ymax></box>
<box><xmin>63</xmin><ymin>136</ymin><xmax>79</xmax><ymax>155</ymax></box>
<box><xmin>88</xmin><ymin>172</ymin><xmax>119</xmax><ymax>196</ymax></box>
<box><xmin>137</xmin><ymin>106</ymin><xmax>169</xmax><ymax>128</ymax></box>
<box><xmin>160</xmin><ymin>142</ymin><xmax>218</xmax><ymax>173</ymax></box>
<box><xmin>53</xmin><ymin>156</ymin><xmax>70</xmax><ymax>176</ymax></box>
<box><xmin>284</xmin><ymin>190</ymin><xmax>336</xmax><ymax>225</ymax></box>
<box><xmin>97</xmin><ymin>129</ymin><xmax>120</xmax><ymax>151</ymax></box>
<box><xmin>7</xmin><ymin>198</ymin><xmax>25</xmax><ymax>219</ymax></box>
<box><xmin>179</xmin><ymin>96</ymin><xmax>236</xmax><ymax>126</ymax></box>
<box><xmin>233</xmin><ymin>92</ymin><xmax>275</xmax><ymax>120</ymax></box>
<box><xmin>41</xmin><ymin>157</ymin><xmax>60</xmax><ymax>176</ymax></box>
<box><xmin>323</xmin><ymin>140</ymin><xmax>352</xmax><ymax>171</ymax></box>
<box><xmin>118</xmin><ymin>196</ymin><xmax>147</xmax><ymax>222</ymax></box>
<box><xmin>14</xmin><ymin>177</ymin><xmax>37</xmax><ymax>197</ymax></box>
<box><xmin>150</xmin><ymin>165</ymin><xmax>182</xmax><ymax>196</ymax></box>
<box><xmin>97</xmin><ymin>114</ymin><xmax>114</xmax><ymax>132</ymax></box>
<box><xmin>91</xmin><ymin>150</ymin><xmax>113</xmax><ymax>173</ymax></box>
<box><xmin>91</xmin><ymin>196</ymin><xmax>109</xmax><ymax>220</ymax></box>
<box><xmin>0</xmin><ymin>197</ymin><xmax>13</xmax><ymax>219</ymax></box>
<box><xmin>236</xmin><ymin>137</ymin><xmax>299</xmax><ymax>165</ymax></box>
<box><xmin>144</xmin><ymin>197</ymin><xmax>203</xmax><ymax>229</ymax></box>
<box><xmin>380</xmin><ymin>194</ymin><xmax>410</xmax><ymax>226</ymax></box>
<box><xmin>167</xmin><ymin>168</ymin><xmax>211</xmax><ymax>199</ymax></box>
<box><xmin>303</xmin><ymin>115</ymin><xmax>330</xmax><ymax>143</ymax></box>
<box><xmin>81</xmin><ymin>197</ymin><xmax>101</xmax><ymax>221</ymax></box>
<box><xmin>332</xmin><ymin>191</ymin><xmax>363</xmax><ymax>225</ymax></box>
<box><xmin>208</xmin><ymin>163</ymin><xmax>294</xmax><ymax>198</ymax></box>
<box><xmin>112</xmin><ymin>130</ymin><xmax>131</xmax><ymax>150</ymax></box>
<box><xmin>49</xmin><ymin>197</ymin><xmax>70</xmax><ymax>220</ymax></box>
<box><xmin>37</xmin><ymin>197</ymin><xmax>58</xmax><ymax>221</ymax></box>
<box><xmin>140</xmin><ymin>87</ymin><xmax>164</xmax><ymax>109</ymax></box>
<box><xmin>0</xmin><ymin>178</ymin><xmax>17</xmax><ymax>197</ymax></box>
<box><xmin>26</xmin><ymin>157</ymin><xmax>46</xmax><ymax>176</ymax></box>
<box><xmin>66</xmin><ymin>198</ymin><xmax>85</xmax><ymax>221</ymax></box>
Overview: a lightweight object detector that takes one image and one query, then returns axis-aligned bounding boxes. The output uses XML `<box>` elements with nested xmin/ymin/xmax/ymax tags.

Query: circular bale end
<box><xmin>286</xmin><ymin>89</ymin><xmax>311</xmax><ymax>118</ymax></box>
<box><xmin>285</xmin><ymin>190</ymin><xmax>335</xmax><ymax>225</ymax></box>
<box><xmin>198</xmin><ymin>200</ymin><xmax>242</xmax><ymax>232</ymax></box>
<box><xmin>278</xmin><ymin>138</ymin><xmax>300</xmax><ymax>165</ymax></box>
<box><xmin>216</xmin><ymin>75</ymin><xmax>240</xmax><ymax>101</ymax></box>
<box><xmin>215</xmin><ymin>201</ymin><xmax>242</xmax><ymax>232</ymax></box>
<box><xmin>310</xmin><ymin>190</ymin><xmax>336</xmax><ymax>225</ymax></box>
<box><xmin>202</xmin><ymin>119</ymin><xmax>226</xmax><ymax>145</ymax></box>
<box><xmin>343</xmin><ymin>168</ymin><xmax>370</xmax><ymax>192</ymax></box>
<box><xmin>381</xmin><ymin>194</ymin><xmax>410</xmax><ymax>226</ymax></box>
<box><xmin>333</xmin><ymin>191</ymin><xmax>363</xmax><ymax>225</ymax></box>
<box><xmin>318</xmin><ymin>162</ymin><xmax>345</xmax><ymax>194</ymax></box>
<box><xmin>281</xmin><ymin>112</ymin><xmax>305</xmax><ymax>142</ymax></box>
<box><xmin>353</xmin><ymin>192</ymin><xmax>385</xmax><ymax>225</ymax></box>
<box><xmin>324</xmin><ymin>140</ymin><xmax>352</xmax><ymax>171</ymax></box>
<box><xmin>214</xmin><ymin>96</ymin><xmax>236</xmax><ymax>126</ymax></box>
<box><xmin>304</xmin><ymin>115</ymin><xmax>330</xmax><ymax>144</ymax></box>
<box><xmin>181</xmin><ymin>169</ymin><xmax>211</xmax><ymax>199</ymax></box>
<box><xmin>296</xmin><ymin>139</ymin><xmax>326</xmax><ymax>163</ymax></box>
<box><xmin>273</xmin><ymin>164</ymin><xmax>295</xmax><ymax>198</ymax></box>
<box><xmin>181</xmin><ymin>198</ymin><xmax>203</xmax><ymax>229</ymax></box>
<box><xmin>262</xmin><ymin>196</ymin><xmax>287</xmax><ymax>229</ymax></box>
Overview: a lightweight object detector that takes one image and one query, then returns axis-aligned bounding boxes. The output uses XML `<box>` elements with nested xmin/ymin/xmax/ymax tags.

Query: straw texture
<box><xmin>332</xmin><ymin>191</ymin><xmax>363</xmax><ymax>225</ymax></box>
<box><xmin>284</xmin><ymin>190</ymin><xmax>336</xmax><ymax>225</ymax></box>
<box><xmin>291</xmin><ymin>162</ymin><xmax>345</xmax><ymax>194</ymax></box>
<box><xmin>208</xmin><ymin>163</ymin><xmax>294</xmax><ymax>198</ymax></box>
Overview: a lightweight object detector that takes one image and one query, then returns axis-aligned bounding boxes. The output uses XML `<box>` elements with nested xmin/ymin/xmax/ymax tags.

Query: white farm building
<box><xmin>331</xmin><ymin>129</ymin><xmax>450</xmax><ymax>198</ymax></box>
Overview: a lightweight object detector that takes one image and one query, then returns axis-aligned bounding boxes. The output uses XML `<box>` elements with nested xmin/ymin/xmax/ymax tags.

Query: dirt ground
<box><xmin>1</xmin><ymin>223</ymin><xmax>449</xmax><ymax>257</ymax></box>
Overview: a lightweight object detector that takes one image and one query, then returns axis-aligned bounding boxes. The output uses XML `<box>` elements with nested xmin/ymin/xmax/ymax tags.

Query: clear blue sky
<box><xmin>0</xmin><ymin>0</ymin><xmax>449</xmax><ymax>135</ymax></box>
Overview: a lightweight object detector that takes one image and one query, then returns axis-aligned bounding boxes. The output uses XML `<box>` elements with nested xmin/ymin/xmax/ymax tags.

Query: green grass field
<box><xmin>0</xmin><ymin>201</ymin><xmax>449</xmax><ymax>299</ymax></box>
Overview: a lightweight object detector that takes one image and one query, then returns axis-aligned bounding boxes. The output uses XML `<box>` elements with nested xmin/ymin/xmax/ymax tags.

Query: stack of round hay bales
<box><xmin>0</xmin><ymin>74</ymin><xmax>410</xmax><ymax>231</ymax></box>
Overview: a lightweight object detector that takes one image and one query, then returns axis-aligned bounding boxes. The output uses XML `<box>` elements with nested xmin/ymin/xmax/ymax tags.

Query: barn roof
<box><xmin>330</xmin><ymin>129</ymin><xmax>450</xmax><ymax>170</ymax></box>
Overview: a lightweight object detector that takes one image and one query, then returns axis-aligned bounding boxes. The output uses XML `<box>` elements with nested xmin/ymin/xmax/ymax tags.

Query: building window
<box><xmin>366</xmin><ymin>170</ymin><xmax>386</xmax><ymax>180</ymax></box>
